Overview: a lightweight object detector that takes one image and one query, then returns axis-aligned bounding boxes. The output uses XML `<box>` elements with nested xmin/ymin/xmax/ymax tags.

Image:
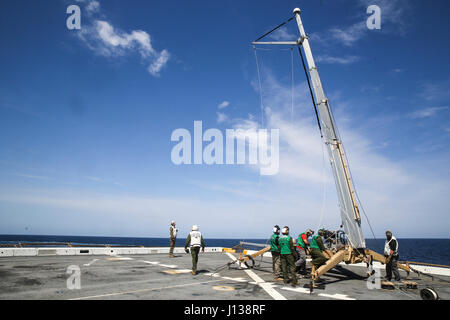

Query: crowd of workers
<box><xmin>270</xmin><ymin>225</ymin><xmax>401</xmax><ymax>287</ymax></box>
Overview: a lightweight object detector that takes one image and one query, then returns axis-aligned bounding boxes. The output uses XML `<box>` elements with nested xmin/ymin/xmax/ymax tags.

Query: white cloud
<box><xmin>86</xmin><ymin>0</ymin><xmax>100</xmax><ymax>15</ymax></box>
<box><xmin>409</xmin><ymin>106</ymin><xmax>448</xmax><ymax>119</ymax></box>
<box><xmin>148</xmin><ymin>49</ymin><xmax>170</xmax><ymax>76</ymax></box>
<box><xmin>223</xmin><ymin>70</ymin><xmax>450</xmax><ymax>237</ymax></box>
<box><xmin>419</xmin><ymin>80</ymin><xmax>450</xmax><ymax>102</ymax></box>
<box><xmin>316</xmin><ymin>55</ymin><xmax>360</xmax><ymax>65</ymax></box>
<box><xmin>15</xmin><ymin>173</ymin><xmax>48</xmax><ymax>180</ymax></box>
<box><xmin>216</xmin><ymin>112</ymin><xmax>228</xmax><ymax>124</ymax></box>
<box><xmin>95</xmin><ymin>21</ymin><xmax>153</xmax><ymax>57</ymax></box>
<box><xmin>313</xmin><ymin>0</ymin><xmax>413</xmax><ymax>47</ymax></box>
<box><xmin>268</xmin><ymin>27</ymin><xmax>296</xmax><ymax>41</ymax></box>
<box><xmin>359</xmin><ymin>0</ymin><xmax>412</xmax><ymax>34</ymax></box>
<box><xmin>75</xmin><ymin>1</ymin><xmax>169</xmax><ymax>77</ymax></box>
<box><xmin>329</xmin><ymin>22</ymin><xmax>367</xmax><ymax>47</ymax></box>
<box><xmin>86</xmin><ymin>176</ymin><xmax>101</xmax><ymax>182</ymax></box>
<box><xmin>218</xmin><ymin>101</ymin><xmax>230</xmax><ymax>109</ymax></box>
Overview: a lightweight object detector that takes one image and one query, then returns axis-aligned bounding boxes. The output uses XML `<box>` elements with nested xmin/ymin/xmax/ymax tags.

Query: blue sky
<box><xmin>0</xmin><ymin>0</ymin><xmax>449</xmax><ymax>239</ymax></box>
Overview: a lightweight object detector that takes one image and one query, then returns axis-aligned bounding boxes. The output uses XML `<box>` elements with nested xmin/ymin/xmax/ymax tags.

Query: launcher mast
<box><xmin>292</xmin><ymin>8</ymin><xmax>365</xmax><ymax>248</ymax></box>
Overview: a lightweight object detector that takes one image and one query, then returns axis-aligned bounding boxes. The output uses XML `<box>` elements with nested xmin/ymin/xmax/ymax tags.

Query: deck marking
<box><xmin>280</xmin><ymin>286</ymin><xmax>355</xmax><ymax>300</ymax></box>
<box><xmin>280</xmin><ymin>286</ymin><xmax>311</xmax><ymax>294</ymax></box>
<box><xmin>140</xmin><ymin>261</ymin><xmax>177</xmax><ymax>269</ymax></box>
<box><xmin>318</xmin><ymin>293</ymin><xmax>356</xmax><ymax>300</ymax></box>
<box><xmin>224</xmin><ymin>252</ymin><xmax>287</xmax><ymax>300</ymax></box>
<box><xmin>106</xmin><ymin>257</ymin><xmax>134</xmax><ymax>261</ymax></box>
<box><xmin>83</xmin><ymin>259</ymin><xmax>99</xmax><ymax>266</ymax></box>
<box><xmin>221</xmin><ymin>276</ymin><xmax>248</xmax><ymax>283</ymax></box>
<box><xmin>69</xmin><ymin>279</ymin><xmax>225</xmax><ymax>300</ymax></box>
<box><xmin>204</xmin><ymin>272</ymin><xmax>219</xmax><ymax>277</ymax></box>
<box><xmin>158</xmin><ymin>264</ymin><xmax>177</xmax><ymax>269</ymax></box>
<box><xmin>162</xmin><ymin>269</ymin><xmax>192</xmax><ymax>274</ymax></box>
<box><xmin>141</xmin><ymin>261</ymin><xmax>160</xmax><ymax>265</ymax></box>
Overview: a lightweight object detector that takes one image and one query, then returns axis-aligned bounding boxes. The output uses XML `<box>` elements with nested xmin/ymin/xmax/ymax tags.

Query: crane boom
<box><xmin>293</xmin><ymin>8</ymin><xmax>366</xmax><ymax>249</ymax></box>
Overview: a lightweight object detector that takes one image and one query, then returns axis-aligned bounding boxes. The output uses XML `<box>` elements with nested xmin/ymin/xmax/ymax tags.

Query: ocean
<box><xmin>1</xmin><ymin>234</ymin><xmax>449</xmax><ymax>266</ymax></box>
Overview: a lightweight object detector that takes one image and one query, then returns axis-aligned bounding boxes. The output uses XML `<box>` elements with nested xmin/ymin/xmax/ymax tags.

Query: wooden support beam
<box><xmin>312</xmin><ymin>249</ymin><xmax>347</xmax><ymax>280</ymax></box>
<box><xmin>238</xmin><ymin>246</ymin><xmax>270</xmax><ymax>264</ymax></box>
<box><xmin>365</xmin><ymin>249</ymin><xmax>410</xmax><ymax>274</ymax></box>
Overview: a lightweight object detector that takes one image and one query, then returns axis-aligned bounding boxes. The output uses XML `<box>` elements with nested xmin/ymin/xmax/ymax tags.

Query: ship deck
<box><xmin>1</xmin><ymin>251</ymin><xmax>449</xmax><ymax>300</ymax></box>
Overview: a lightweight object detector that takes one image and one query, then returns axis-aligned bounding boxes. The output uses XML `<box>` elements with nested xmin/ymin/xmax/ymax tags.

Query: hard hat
<box><xmin>192</xmin><ymin>225</ymin><xmax>199</xmax><ymax>231</ymax></box>
<box><xmin>273</xmin><ymin>225</ymin><xmax>280</xmax><ymax>233</ymax></box>
<box><xmin>306</xmin><ymin>229</ymin><xmax>313</xmax><ymax>235</ymax></box>
<box><xmin>171</xmin><ymin>220</ymin><xmax>176</xmax><ymax>225</ymax></box>
<box><xmin>281</xmin><ymin>226</ymin><xmax>289</xmax><ymax>235</ymax></box>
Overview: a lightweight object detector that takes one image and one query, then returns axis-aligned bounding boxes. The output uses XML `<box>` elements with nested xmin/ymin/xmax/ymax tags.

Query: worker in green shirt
<box><xmin>270</xmin><ymin>225</ymin><xmax>282</xmax><ymax>281</ymax></box>
<box><xmin>278</xmin><ymin>226</ymin><xmax>298</xmax><ymax>287</ymax></box>
<box><xmin>310</xmin><ymin>229</ymin><xmax>332</xmax><ymax>272</ymax></box>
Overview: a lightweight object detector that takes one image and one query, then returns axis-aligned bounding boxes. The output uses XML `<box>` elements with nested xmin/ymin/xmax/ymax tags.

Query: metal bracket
<box><xmin>317</xmin><ymin>98</ymin><xmax>329</xmax><ymax>105</ymax></box>
<box><xmin>252</xmin><ymin>41</ymin><xmax>298</xmax><ymax>46</ymax></box>
<box><xmin>297</xmin><ymin>35</ymin><xmax>309</xmax><ymax>46</ymax></box>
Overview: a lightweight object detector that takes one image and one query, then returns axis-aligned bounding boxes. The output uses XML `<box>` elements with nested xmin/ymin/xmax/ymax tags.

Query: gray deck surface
<box><xmin>1</xmin><ymin>253</ymin><xmax>449</xmax><ymax>300</ymax></box>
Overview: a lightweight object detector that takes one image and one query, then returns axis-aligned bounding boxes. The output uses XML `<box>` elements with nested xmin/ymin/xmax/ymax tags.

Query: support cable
<box><xmin>316</xmin><ymin>135</ymin><xmax>328</xmax><ymax>231</ymax></box>
<box><xmin>290</xmin><ymin>47</ymin><xmax>294</xmax><ymax>123</ymax></box>
<box><xmin>253</xmin><ymin>47</ymin><xmax>265</xmax><ymax>128</ymax></box>
<box><xmin>254</xmin><ymin>16</ymin><xmax>295</xmax><ymax>43</ymax></box>
<box><xmin>297</xmin><ymin>46</ymin><xmax>323</xmax><ymax>137</ymax></box>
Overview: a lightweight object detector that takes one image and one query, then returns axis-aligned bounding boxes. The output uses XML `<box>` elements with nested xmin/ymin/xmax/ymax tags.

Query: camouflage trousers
<box><xmin>310</xmin><ymin>248</ymin><xmax>327</xmax><ymax>269</ymax></box>
<box><xmin>191</xmin><ymin>246</ymin><xmax>200</xmax><ymax>272</ymax></box>
<box><xmin>281</xmin><ymin>254</ymin><xmax>298</xmax><ymax>285</ymax></box>
<box><xmin>271</xmin><ymin>251</ymin><xmax>282</xmax><ymax>278</ymax></box>
<box><xmin>169</xmin><ymin>238</ymin><xmax>176</xmax><ymax>255</ymax></box>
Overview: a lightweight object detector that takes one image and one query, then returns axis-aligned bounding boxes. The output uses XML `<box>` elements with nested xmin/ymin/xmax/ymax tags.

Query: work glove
<box><xmin>185</xmin><ymin>248</ymin><xmax>189</xmax><ymax>254</ymax></box>
<box><xmin>202</xmin><ymin>247</ymin><xmax>205</xmax><ymax>253</ymax></box>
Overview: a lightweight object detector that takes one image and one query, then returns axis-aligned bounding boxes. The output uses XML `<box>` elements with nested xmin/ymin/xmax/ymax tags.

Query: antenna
<box><xmin>252</xmin><ymin>8</ymin><xmax>412</xmax><ymax>281</ymax></box>
<box><xmin>253</xmin><ymin>8</ymin><xmax>365</xmax><ymax>249</ymax></box>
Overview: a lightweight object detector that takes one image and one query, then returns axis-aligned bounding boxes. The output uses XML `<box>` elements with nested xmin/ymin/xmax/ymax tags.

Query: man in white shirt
<box><xmin>184</xmin><ymin>225</ymin><xmax>205</xmax><ymax>275</ymax></box>
<box><xmin>384</xmin><ymin>230</ymin><xmax>400</xmax><ymax>282</ymax></box>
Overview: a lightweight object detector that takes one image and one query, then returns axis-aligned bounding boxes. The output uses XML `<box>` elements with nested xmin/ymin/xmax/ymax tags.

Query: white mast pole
<box><xmin>293</xmin><ymin>8</ymin><xmax>366</xmax><ymax>248</ymax></box>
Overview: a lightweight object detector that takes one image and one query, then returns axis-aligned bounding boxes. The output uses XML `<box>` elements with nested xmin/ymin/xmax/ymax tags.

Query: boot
<box><xmin>274</xmin><ymin>277</ymin><xmax>284</xmax><ymax>282</ymax></box>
